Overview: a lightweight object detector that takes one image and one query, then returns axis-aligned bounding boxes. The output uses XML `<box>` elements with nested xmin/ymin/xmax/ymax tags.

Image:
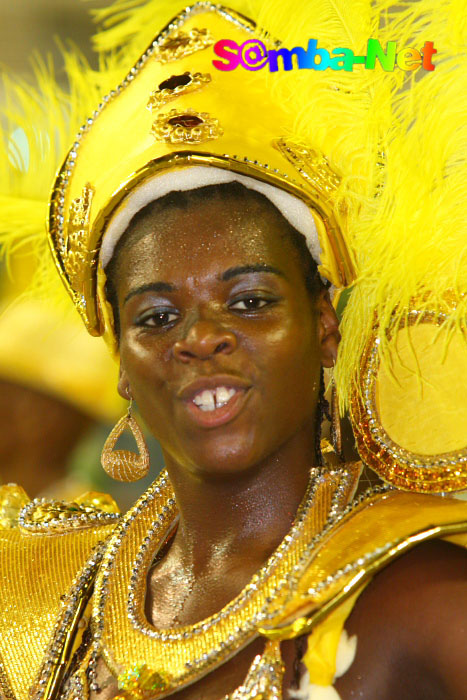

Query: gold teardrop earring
<box><xmin>330</xmin><ymin>363</ymin><xmax>345</xmax><ymax>463</ymax></box>
<box><xmin>101</xmin><ymin>399</ymin><xmax>150</xmax><ymax>482</ymax></box>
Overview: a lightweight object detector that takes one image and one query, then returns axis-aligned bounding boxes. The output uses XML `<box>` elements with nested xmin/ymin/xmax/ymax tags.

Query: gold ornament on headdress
<box><xmin>63</xmin><ymin>183</ymin><xmax>96</xmax><ymax>316</ymax></box>
<box><xmin>151</xmin><ymin>107</ymin><xmax>223</xmax><ymax>143</ymax></box>
<box><xmin>153</xmin><ymin>27</ymin><xmax>214</xmax><ymax>63</ymax></box>
<box><xmin>147</xmin><ymin>71</ymin><xmax>211</xmax><ymax>110</ymax></box>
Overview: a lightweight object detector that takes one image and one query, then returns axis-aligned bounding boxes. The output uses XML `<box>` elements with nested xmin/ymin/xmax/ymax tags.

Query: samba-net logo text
<box><xmin>212</xmin><ymin>38</ymin><xmax>437</xmax><ymax>72</ymax></box>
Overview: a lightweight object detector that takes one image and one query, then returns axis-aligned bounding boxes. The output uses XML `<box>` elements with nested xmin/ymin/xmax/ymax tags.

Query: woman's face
<box><xmin>114</xmin><ymin>193</ymin><xmax>337</xmax><ymax>477</ymax></box>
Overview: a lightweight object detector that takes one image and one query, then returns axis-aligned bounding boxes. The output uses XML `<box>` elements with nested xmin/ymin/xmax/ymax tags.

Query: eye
<box><xmin>136</xmin><ymin>309</ymin><xmax>179</xmax><ymax>328</ymax></box>
<box><xmin>229</xmin><ymin>296</ymin><xmax>273</xmax><ymax>312</ymax></box>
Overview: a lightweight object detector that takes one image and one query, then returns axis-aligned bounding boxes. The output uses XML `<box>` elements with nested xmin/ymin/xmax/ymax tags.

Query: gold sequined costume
<box><xmin>0</xmin><ymin>0</ymin><xmax>467</xmax><ymax>698</ymax></box>
<box><xmin>1</xmin><ymin>471</ymin><xmax>467</xmax><ymax>699</ymax></box>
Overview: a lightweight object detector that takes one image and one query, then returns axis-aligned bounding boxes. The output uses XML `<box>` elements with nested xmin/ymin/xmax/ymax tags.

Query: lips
<box><xmin>177</xmin><ymin>374</ymin><xmax>252</xmax><ymax>428</ymax></box>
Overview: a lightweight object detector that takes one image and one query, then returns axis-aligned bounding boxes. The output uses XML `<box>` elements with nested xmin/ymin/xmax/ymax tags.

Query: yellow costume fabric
<box><xmin>0</xmin><ymin>486</ymin><xmax>120</xmax><ymax>699</ymax></box>
<box><xmin>302</xmin><ymin>592</ymin><xmax>361</xmax><ymax>687</ymax></box>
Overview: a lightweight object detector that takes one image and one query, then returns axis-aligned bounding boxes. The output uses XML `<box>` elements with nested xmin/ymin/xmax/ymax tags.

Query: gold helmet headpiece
<box><xmin>47</xmin><ymin>2</ymin><xmax>355</xmax><ymax>351</ymax></box>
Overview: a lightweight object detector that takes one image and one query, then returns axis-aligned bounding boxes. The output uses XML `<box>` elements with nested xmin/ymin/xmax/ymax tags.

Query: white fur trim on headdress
<box><xmin>99</xmin><ymin>166</ymin><xmax>321</xmax><ymax>268</ymax></box>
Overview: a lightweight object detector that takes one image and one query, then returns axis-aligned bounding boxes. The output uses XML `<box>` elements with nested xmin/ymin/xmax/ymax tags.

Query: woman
<box><xmin>1</xmin><ymin>1</ymin><xmax>467</xmax><ymax>699</ymax></box>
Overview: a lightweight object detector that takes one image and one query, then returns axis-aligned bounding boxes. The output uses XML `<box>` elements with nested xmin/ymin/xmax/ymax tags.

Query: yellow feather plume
<box><xmin>337</xmin><ymin>5</ymin><xmax>467</xmax><ymax>404</ymax></box>
<box><xmin>0</xmin><ymin>49</ymin><xmax>124</xmax><ymax>419</ymax></box>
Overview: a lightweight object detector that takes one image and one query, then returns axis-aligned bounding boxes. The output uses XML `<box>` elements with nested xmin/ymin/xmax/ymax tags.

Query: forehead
<box><xmin>114</xmin><ymin>194</ymin><xmax>300</xmax><ymax>285</ymax></box>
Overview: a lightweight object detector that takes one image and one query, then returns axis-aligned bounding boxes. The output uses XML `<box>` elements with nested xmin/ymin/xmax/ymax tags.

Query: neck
<box><xmin>162</xmin><ymin>425</ymin><xmax>318</xmax><ymax>573</ymax></box>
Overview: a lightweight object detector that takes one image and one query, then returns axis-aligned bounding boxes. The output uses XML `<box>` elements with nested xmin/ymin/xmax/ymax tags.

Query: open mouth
<box><xmin>178</xmin><ymin>378</ymin><xmax>252</xmax><ymax>429</ymax></box>
<box><xmin>192</xmin><ymin>386</ymin><xmax>237</xmax><ymax>412</ymax></box>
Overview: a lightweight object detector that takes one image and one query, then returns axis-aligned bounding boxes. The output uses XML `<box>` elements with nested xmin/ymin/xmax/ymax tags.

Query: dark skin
<box><xmin>335</xmin><ymin>539</ymin><xmax>467</xmax><ymax>700</ymax></box>
<box><xmin>91</xmin><ymin>194</ymin><xmax>467</xmax><ymax>700</ymax></box>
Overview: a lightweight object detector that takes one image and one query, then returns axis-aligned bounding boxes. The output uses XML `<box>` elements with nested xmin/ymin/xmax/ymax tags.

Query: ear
<box><xmin>117</xmin><ymin>363</ymin><xmax>132</xmax><ymax>401</ymax></box>
<box><xmin>316</xmin><ymin>289</ymin><xmax>341</xmax><ymax>368</ymax></box>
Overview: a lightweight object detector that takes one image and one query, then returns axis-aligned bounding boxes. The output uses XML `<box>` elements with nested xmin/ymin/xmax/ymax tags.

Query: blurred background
<box><xmin>0</xmin><ymin>0</ymin><xmax>165</xmax><ymax>510</ymax></box>
<box><xmin>0</xmin><ymin>0</ymin><xmax>109</xmax><ymax>77</ymax></box>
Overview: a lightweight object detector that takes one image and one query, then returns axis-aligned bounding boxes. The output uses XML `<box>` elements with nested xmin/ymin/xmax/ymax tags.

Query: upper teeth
<box><xmin>193</xmin><ymin>387</ymin><xmax>237</xmax><ymax>411</ymax></box>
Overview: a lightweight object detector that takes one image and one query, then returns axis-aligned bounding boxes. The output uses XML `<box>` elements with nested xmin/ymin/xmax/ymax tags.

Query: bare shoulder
<box><xmin>335</xmin><ymin>540</ymin><xmax>467</xmax><ymax>700</ymax></box>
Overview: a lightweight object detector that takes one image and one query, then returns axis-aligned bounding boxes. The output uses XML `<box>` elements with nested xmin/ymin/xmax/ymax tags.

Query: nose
<box><xmin>173</xmin><ymin>320</ymin><xmax>237</xmax><ymax>363</ymax></box>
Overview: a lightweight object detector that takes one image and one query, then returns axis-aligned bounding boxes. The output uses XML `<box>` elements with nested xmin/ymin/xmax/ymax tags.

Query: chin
<box><xmin>169</xmin><ymin>429</ymin><xmax>267</xmax><ymax>479</ymax></box>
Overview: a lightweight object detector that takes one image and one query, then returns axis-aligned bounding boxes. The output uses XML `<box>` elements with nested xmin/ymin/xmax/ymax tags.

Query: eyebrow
<box><xmin>124</xmin><ymin>282</ymin><xmax>176</xmax><ymax>305</ymax></box>
<box><xmin>221</xmin><ymin>264</ymin><xmax>286</xmax><ymax>281</ymax></box>
<box><xmin>123</xmin><ymin>264</ymin><xmax>285</xmax><ymax>305</ymax></box>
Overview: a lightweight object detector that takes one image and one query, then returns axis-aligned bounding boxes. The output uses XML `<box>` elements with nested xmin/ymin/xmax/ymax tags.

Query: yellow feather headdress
<box><xmin>1</xmin><ymin>0</ymin><xmax>466</xmax><ymax>490</ymax></box>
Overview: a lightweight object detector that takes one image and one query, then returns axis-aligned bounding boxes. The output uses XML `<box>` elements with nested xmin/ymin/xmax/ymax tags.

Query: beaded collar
<box><xmin>89</xmin><ymin>465</ymin><xmax>360</xmax><ymax>697</ymax></box>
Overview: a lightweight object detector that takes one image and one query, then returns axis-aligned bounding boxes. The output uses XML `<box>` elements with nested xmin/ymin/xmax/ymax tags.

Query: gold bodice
<box><xmin>0</xmin><ymin>477</ymin><xmax>466</xmax><ymax>700</ymax></box>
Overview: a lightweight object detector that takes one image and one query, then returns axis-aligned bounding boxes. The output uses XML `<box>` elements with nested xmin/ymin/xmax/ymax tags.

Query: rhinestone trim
<box><xmin>257</xmin><ymin>483</ymin><xmax>391</xmax><ymax>623</ymax></box>
<box><xmin>30</xmin><ymin>543</ymin><xmax>107</xmax><ymax>700</ymax></box>
<box><xmin>18</xmin><ymin>498</ymin><xmax>120</xmax><ymax>534</ymax></box>
<box><xmin>88</xmin><ymin>474</ymin><xmax>172</xmax><ymax>692</ymax></box>
<box><xmin>126</xmin><ymin>469</ymin><xmax>324</xmax><ymax>641</ymax></box>
<box><xmin>304</xmin><ymin>486</ymin><xmax>392</xmax><ymax>597</ymax></box>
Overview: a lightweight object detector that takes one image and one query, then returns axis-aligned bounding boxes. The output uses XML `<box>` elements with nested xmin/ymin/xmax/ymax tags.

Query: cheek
<box><xmin>248</xmin><ymin>312</ymin><xmax>320</xmax><ymax>407</ymax></box>
<box><xmin>120</xmin><ymin>336</ymin><xmax>182</xmax><ymax>448</ymax></box>
<box><xmin>119</xmin><ymin>332</ymin><xmax>172</xmax><ymax>403</ymax></box>
<box><xmin>252</xmin><ymin>309</ymin><xmax>317</xmax><ymax>369</ymax></box>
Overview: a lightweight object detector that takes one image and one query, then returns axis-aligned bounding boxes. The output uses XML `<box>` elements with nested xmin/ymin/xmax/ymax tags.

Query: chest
<box><xmin>68</xmin><ymin>467</ymin><xmax>365</xmax><ymax>699</ymax></box>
